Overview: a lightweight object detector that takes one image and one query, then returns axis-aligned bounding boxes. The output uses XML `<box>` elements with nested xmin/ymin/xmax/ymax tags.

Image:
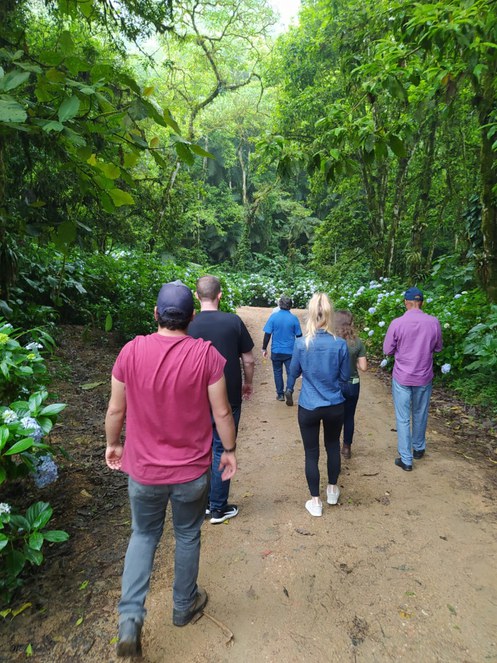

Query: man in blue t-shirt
<box><xmin>262</xmin><ymin>296</ymin><xmax>302</xmax><ymax>404</ymax></box>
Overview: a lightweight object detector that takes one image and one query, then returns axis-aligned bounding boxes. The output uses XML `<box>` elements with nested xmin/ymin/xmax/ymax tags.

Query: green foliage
<box><xmin>0</xmin><ymin>388</ymin><xmax>65</xmax><ymax>485</ymax></box>
<box><xmin>0</xmin><ymin>501</ymin><xmax>68</xmax><ymax>603</ymax></box>
<box><xmin>0</xmin><ymin>318</ymin><xmax>67</xmax><ymax>604</ymax></box>
<box><xmin>0</xmin><ymin>321</ymin><xmax>53</xmax><ymax>403</ymax></box>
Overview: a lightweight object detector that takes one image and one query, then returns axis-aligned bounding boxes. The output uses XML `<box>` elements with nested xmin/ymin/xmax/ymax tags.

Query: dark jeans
<box><xmin>297</xmin><ymin>403</ymin><xmax>344</xmax><ymax>496</ymax></box>
<box><xmin>210</xmin><ymin>406</ymin><xmax>241</xmax><ymax>511</ymax></box>
<box><xmin>341</xmin><ymin>381</ymin><xmax>360</xmax><ymax>446</ymax></box>
<box><xmin>271</xmin><ymin>353</ymin><xmax>292</xmax><ymax>397</ymax></box>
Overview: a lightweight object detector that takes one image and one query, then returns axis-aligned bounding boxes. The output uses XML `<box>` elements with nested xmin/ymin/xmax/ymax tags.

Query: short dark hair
<box><xmin>157</xmin><ymin>311</ymin><xmax>191</xmax><ymax>330</ymax></box>
<box><xmin>279</xmin><ymin>296</ymin><xmax>292</xmax><ymax>310</ymax></box>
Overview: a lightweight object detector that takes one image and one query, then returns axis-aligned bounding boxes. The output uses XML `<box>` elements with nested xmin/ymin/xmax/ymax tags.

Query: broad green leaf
<box><xmin>42</xmin><ymin>121</ymin><xmax>65</xmax><ymax>133</ymax></box>
<box><xmin>175</xmin><ymin>142</ymin><xmax>195</xmax><ymax>166</ymax></box>
<box><xmin>24</xmin><ymin>548</ymin><xmax>43</xmax><ymax>566</ymax></box>
<box><xmin>163</xmin><ymin>109</ymin><xmax>181</xmax><ymax>134</ymax></box>
<box><xmin>63</xmin><ymin>127</ymin><xmax>86</xmax><ymax>147</ymax></box>
<box><xmin>128</xmin><ymin>99</ymin><xmax>149</xmax><ymax>121</ymax></box>
<box><xmin>39</xmin><ymin>403</ymin><xmax>66</xmax><ymax>416</ymax></box>
<box><xmin>26</xmin><ymin>501</ymin><xmax>52</xmax><ymax>529</ymax></box>
<box><xmin>5</xmin><ymin>549</ymin><xmax>25</xmax><ymax>577</ymax></box>
<box><xmin>151</xmin><ymin>150</ymin><xmax>168</xmax><ymax>169</ymax></box>
<box><xmin>58</xmin><ymin>96</ymin><xmax>81</xmax><ymax>122</ymax></box>
<box><xmin>28</xmin><ymin>532</ymin><xmax>44</xmax><ymax>551</ymax></box>
<box><xmin>37</xmin><ymin>417</ymin><xmax>53</xmax><ymax>435</ymax></box>
<box><xmin>80</xmin><ymin>381</ymin><xmax>105</xmax><ymax>390</ymax></box>
<box><xmin>43</xmin><ymin>530</ymin><xmax>69</xmax><ymax>543</ymax></box>
<box><xmin>0</xmin><ymin>98</ymin><xmax>27</xmax><ymax>123</ymax></box>
<box><xmin>388</xmin><ymin>134</ymin><xmax>407</xmax><ymax>157</ymax></box>
<box><xmin>45</xmin><ymin>68</ymin><xmax>65</xmax><ymax>83</ymax></box>
<box><xmin>105</xmin><ymin>313</ymin><xmax>113</xmax><ymax>332</ymax></box>
<box><xmin>96</xmin><ymin>162</ymin><xmax>121</xmax><ymax>179</ymax></box>
<box><xmin>109</xmin><ymin>189</ymin><xmax>134</xmax><ymax>207</ymax></box>
<box><xmin>59</xmin><ymin>30</ymin><xmax>75</xmax><ymax>54</ymax></box>
<box><xmin>4</xmin><ymin>437</ymin><xmax>34</xmax><ymax>455</ymax></box>
<box><xmin>28</xmin><ymin>392</ymin><xmax>45</xmax><ymax>411</ymax></box>
<box><xmin>123</xmin><ymin>152</ymin><xmax>140</xmax><ymax>168</ymax></box>
<box><xmin>53</xmin><ymin>220</ymin><xmax>76</xmax><ymax>247</ymax></box>
<box><xmin>0</xmin><ymin>534</ymin><xmax>8</xmax><ymax>551</ymax></box>
<box><xmin>0</xmin><ymin>466</ymin><xmax>6</xmax><ymax>485</ymax></box>
<box><xmin>190</xmin><ymin>144</ymin><xmax>215</xmax><ymax>159</ymax></box>
<box><xmin>0</xmin><ymin>426</ymin><xmax>9</xmax><ymax>451</ymax></box>
<box><xmin>78</xmin><ymin>0</ymin><xmax>94</xmax><ymax>18</ymax></box>
<box><xmin>10</xmin><ymin>514</ymin><xmax>30</xmax><ymax>531</ymax></box>
<box><xmin>0</xmin><ymin>69</ymin><xmax>30</xmax><ymax>92</ymax></box>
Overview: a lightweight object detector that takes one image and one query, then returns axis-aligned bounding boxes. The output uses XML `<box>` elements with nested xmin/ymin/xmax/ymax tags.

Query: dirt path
<box><xmin>2</xmin><ymin>307</ymin><xmax>497</xmax><ymax>662</ymax></box>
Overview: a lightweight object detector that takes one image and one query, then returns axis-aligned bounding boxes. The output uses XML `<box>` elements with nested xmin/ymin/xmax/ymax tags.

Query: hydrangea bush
<box><xmin>0</xmin><ymin>321</ymin><xmax>67</xmax><ymax>603</ymax></box>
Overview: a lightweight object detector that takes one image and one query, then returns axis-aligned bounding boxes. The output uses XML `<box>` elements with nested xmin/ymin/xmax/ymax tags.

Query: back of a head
<box><xmin>278</xmin><ymin>296</ymin><xmax>293</xmax><ymax>311</ymax></box>
<box><xmin>156</xmin><ymin>280</ymin><xmax>194</xmax><ymax>330</ymax></box>
<box><xmin>305</xmin><ymin>293</ymin><xmax>333</xmax><ymax>346</ymax></box>
<box><xmin>334</xmin><ymin>309</ymin><xmax>356</xmax><ymax>342</ymax></box>
<box><xmin>196</xmin><ymin>275</ymin><xmax>221</xmax><ymax>301</ymax></box>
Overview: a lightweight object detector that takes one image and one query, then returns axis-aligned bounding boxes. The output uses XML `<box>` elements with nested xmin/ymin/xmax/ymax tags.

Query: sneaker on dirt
<box><xmin>210</xmin><ymin>504</ymin><xmax>239</xmax><ymax>524</ymax></box>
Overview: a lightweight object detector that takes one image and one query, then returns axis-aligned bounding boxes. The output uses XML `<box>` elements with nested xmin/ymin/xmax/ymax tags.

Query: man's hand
<box><xmin>262</xmin><ymin>349</ymin><xmax>268</xmax><ymax>359</ymax></box>
<box><xmin>106</xmin><ymin>444</ymin><xmax>123</xmax><ymax>470</ymax></box>
<box><xmin>219</xmin><ymin>451</ymin><xmax>237</xmax><ymax>480</ymax></box>
<box><xmin>242</xmin><ymin>383</ymin><xmax>253</xmax><ymax>400</ymax></box>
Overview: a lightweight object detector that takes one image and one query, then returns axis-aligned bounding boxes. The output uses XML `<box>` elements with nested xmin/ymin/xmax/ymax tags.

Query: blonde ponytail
<box><xmin>304</xmin><ymin>293</ymin><xmax>334</xmax><ymax>348</ymax></box>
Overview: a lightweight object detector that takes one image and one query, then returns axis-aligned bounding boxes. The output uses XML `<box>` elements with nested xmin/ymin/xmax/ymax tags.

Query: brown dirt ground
<box><xmin>1</xmin><ymin>307</ymin><xmax>497</xmax><ymax>663</ymax></box>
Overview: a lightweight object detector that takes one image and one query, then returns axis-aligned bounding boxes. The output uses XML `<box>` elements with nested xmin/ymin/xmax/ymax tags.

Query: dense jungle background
<box><xmin>1</xmin><ymin>1</ymin><xmax>497</xmax><ymax>656</ymax></box>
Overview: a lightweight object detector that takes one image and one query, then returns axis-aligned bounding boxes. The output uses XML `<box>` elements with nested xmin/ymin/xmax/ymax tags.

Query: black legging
<box><xmin>297</xmin><ymin>403</ymin><xmax>344</xmax><ymax>496</ymax></box>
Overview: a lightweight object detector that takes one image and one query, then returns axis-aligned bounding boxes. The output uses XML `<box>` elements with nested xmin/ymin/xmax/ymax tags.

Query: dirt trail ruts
<box><xmin>1</xmin><ymin>307</ymin><xmax>497</xmax><ymax>663</ymax></box>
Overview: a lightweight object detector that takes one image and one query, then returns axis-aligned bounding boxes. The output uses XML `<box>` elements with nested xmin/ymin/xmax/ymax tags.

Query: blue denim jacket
<box><xmin>287</xmin><ymin>330</ymin><xmax>350</xmax><ymax>410</ymax></box>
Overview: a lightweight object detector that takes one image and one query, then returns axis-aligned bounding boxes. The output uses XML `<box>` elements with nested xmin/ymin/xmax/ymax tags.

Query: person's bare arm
<box><xmin>357</xmin><ymin>356</ymin><xmax>368</xmax><ymax>372</ymax></box>
<box><xmin>208</xmin><ymin>376</ymin><xmax>237</xmax><ymax>480</ymax></box>
<box><xmin>105</xmin><ymin>377</ymin><xmax>126</xmax><ymax>470</ymax></box>
<box><xmin>241</xmin><ymin>350</ymin><xmax>255</xmax><ymax>400</ymax></box>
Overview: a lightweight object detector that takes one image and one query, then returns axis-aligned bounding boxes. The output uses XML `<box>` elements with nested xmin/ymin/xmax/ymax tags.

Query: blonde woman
<box><xmin>334</xmin><ymin>310</ymin><xmax>367</xmax><ymax>459</ymax></box>
<box><xmin>286</xmin><ymin>293</ymin><xmax>350</xmax><ymax>516</ymax></box>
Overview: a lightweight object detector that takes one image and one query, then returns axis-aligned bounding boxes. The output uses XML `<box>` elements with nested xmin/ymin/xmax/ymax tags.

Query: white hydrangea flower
<box><xmin>378</xmin><ymin>321</ymin><xmax>385</xmax><ymax>327</ymax></box>
<box><xmin>0</xmin><ymin>503</ymin><xmax>11</xmax><ymax>515</ymax></box>
<box><xmin>380</xmin><ymin>359</ymin><xmax>388</xmax><ymax>368</ymax></box>
<box><xmin>426</xmin><ymin>297</ymin><xmax>433</xmax><ymax>303</ymax></box>
<box><xmin>444</xmin><ymin>323</ymin><xmax>450</xmax><ymax>329</ymax></box>
<box><xmin>363</xmin><ymin>327</ymin><xmax>370</xmax><ymax>332</ymax></box>
<box><xmin>454</xmin><ymin>293</ymin><xmax>462</xmax><ymax>299</ymax></box>
<box><xmin>25</xmin><ymin>342</ymin><xmax>43</xmax><ymax>351</ymax></box>
<box><xmin>368</xmin><ymin>330</ymin><xmax>374</xmax><ymax>337</ymax></box>
<box><xmin>2</xmin><ymin>409</ymin><xmax>17</xmax><ymax>424</ymax></box>
<box><xmin>441</xmin><ymin>363</ymin><xmax>451</xmax><ymax>374</ymax></box>
<box><xmin>368</xmin><ymin>307</ymin><xmax>376</xmax><ymax>314</ymax></box>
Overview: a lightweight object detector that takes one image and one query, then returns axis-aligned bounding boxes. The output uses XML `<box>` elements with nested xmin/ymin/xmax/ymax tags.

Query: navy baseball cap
<box><xmin>156</xmin><ymin>280</ymin><xmax>194</xmax><ymax>317</ymax></box>
<box><xmin>404</xmin><ymin>287</ymin><xmax>424</xmax><ymax>301</ymax></box>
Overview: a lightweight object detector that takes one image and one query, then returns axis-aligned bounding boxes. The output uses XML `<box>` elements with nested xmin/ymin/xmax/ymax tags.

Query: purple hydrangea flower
<box><xmin>33</xmin><ymin>455</ymin><xmax>58</xmax><ymax>488</ymax></box>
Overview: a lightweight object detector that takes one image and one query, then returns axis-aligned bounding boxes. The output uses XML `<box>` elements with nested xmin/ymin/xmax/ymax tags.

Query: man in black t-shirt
<box><xmin>188</xmin><ymin>275</ymin><xmax>255</xmax><ymax>524</ymax></box>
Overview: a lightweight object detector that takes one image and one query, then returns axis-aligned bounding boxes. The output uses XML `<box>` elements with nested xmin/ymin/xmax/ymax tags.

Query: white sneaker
<box><xmin>327</xmin><ymin>486</ymin><xmax>340</xmax><ymax>505</ymax></box>
<box><xmin>305</xmin><ymin>499</ymin><xmax>323</xmax><ymax>517</ymax></box>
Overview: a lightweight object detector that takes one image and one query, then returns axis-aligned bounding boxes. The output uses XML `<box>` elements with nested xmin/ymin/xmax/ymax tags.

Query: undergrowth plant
<box><xmin>0</xmin><ymin>320</ymin><xmax>67</xmax><ymax>604</ymax></box>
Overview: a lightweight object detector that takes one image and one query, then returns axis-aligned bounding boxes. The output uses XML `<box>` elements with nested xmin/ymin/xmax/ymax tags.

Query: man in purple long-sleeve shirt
<box><xmin>383</xmin><ymin>287</ymin><xmax>443</xmax><ymax>471</ymax></box>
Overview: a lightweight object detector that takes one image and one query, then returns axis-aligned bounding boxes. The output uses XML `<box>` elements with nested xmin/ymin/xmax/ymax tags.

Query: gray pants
<box><xmin>118</xmin><ymin>472</ymin><xmax>209</xmax><ymax>625</ymax></box>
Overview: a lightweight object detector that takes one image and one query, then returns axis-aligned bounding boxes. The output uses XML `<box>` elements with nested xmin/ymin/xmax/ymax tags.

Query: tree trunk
<box><xmin>408</xmin><ymin>114</ymin><xmax>438</xmax><ymax>279</ymax></box>
<box><xmin>478</xmin><ymin>56</ymin><xmax>497</xmax><ymax>302</ymax></box>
